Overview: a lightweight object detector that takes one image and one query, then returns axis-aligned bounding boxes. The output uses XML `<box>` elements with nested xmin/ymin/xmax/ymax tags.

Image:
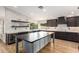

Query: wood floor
<box><xmin>39</xmin><ymin>39</ymin><xmax>79</xmax><ymax>53</ymax></box>
<box><xmin>0</xmin><ymin>39</ymin><xmax>79</xmax><ymax>53</ymax></box>
<box><xmin>0</xmin><ymin>40</ymin><xmax>23</xmax><ymax>53</ymax></box>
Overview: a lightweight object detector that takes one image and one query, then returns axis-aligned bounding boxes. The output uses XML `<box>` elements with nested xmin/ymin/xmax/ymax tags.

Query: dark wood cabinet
<box><xmin>55</xmin><ymin>32</ymin><xmax>67</xmax><ymax>40</ymax></box>
<box><xmin>6</xmin><ymin>34</ymin><xmax>15</xmax><ymax>44</ymax></box>
<box><xmin>47</xmin><ymin>19</ymin><xmax>57</xmax><ymax>27</ymax></box>
<box><xmin>75</xmin><ymin>16</ymin><xmax>79</xmax><ymax>26</ymax></box>
<box><xmin>55</xmin><ymin>32</ymin><xmax>79</xmax><ymax>43</ymax></box>
<box><xmin>66</xmin><ymin>32</ymin><xmax>78</xmax><ymax>42</ymax></box>
<box><xmin>6</xmin><ymin>34</ymin><xmax>22</xmax><ymax>45</ymax></box>
<box><xmin>47</xmin><ymin>16</ymin><xmax>79</xmax><ymax>27</ymax></box>
<box><xmin>47</xmin><ymin>20</ymin><xmax>51</xmax><ymax>26</ymax></box>
<box><xmin>67</xmin><ymin>17</ymin><xmax>76</xmax><ymax>27</ymax></box>
<box><xmin>67</xmin><ymin>16</ymin><xmax>79</xmax><ymax>27</ymax></box>
<box><xmin>56</xmin><ymin>16</ymin><xmax>79</xmax><ymax>27</ymax></box>
<box><xmin>77</xmin><ymin>34</ymin><xmax>79</xmax><ymax>42</ymax></box>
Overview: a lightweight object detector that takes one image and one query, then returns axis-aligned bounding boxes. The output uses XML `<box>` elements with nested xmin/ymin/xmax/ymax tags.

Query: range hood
<box><xmin>56</xmin><ymin>16</ymin><xmax>69</xmax><ymax>31</ymax></box>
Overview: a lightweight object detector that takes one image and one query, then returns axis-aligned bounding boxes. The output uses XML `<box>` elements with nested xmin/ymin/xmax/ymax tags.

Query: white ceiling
<box><xmin>5</xmin><ymin>6</ymin><xmax>79</xmax><ymax>21</ymax></box>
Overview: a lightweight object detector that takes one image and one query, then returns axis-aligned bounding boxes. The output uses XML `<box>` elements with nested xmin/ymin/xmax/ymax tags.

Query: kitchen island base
<box><xmin>24</xmin><ymin>35</ymin><xmax>51</xmax><ymax>53</ymax></box>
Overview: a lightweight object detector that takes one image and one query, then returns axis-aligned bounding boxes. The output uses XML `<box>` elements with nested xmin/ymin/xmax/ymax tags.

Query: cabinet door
<box><xmin>66</xmin><ymin>33</ymin><xmax>79</xmax><ymax>42</ymax></box>
<box><xmin>51</xmin><ymin>19</ymin><xmax>57</xmax><ymax>26</ymax></box>
<box><xmin>55</xmin><ymin>32</ymin><xmax>79</xmax><ymax>42</ymax></box>
<box><xmin>47</xmin><ymin>20</ymin><xmax>52</xmax><ymax>26</ymax></box>
<box><xmin>6</xmin><ymin>34</ymin><xmax>15</xmax><ymax>44</ymax></box>
<box><xmin>65</xmin><ymin>32</ymin><xmax>73</xmax><ymax>41</ymax></box>
<box><xmin>55</xmin><ymin>32</ymin><xmax>67</xmax><ymax>39</ymax></box>
<box><xmin>24</xmin><ymin>41</ymin><xmax>33</xmax><ymax>53</ymax></box>
<box><xmin>33</xmin><ymin>40</ymin><xmax>39</xmax><ymax>53</ymax></box>
<box><xmin>77</xmin><ymin>34</ymin><xmax>79</xmax><ymax>43</ymax></box>
<box><xmin>39</xmin><ymin>38</ymin><xmax>45</xmax><ymax>49</ymax></box>
<box><xmin>44</xmin><ymin>37</ymin><xmax>48</xmax><ymax>45</ymax></box>
<box><xmin>67</xmin><ymin>17</ymin><xmax>76</xmax><ymax>27</ymax></box>
<box><xmin>75</xmin><ymin>17</ymin><xmax>79</xmax><ymax>26</ymax></box>
<box><xmin>47</xmin><ymin>19</ymin><xmax>57</xmax><ymax>27</ymax></box>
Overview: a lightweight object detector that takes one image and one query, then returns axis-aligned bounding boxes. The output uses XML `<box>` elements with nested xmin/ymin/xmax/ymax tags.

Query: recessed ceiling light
<box><xmin>30</xmin><ymin>13</ymin><xmax>34</xmax><ymax>16</ymax></box>
<box><xmin>71</xmin><ymin>11</ymin><xmax>74</xmax><ymax>14</ymax></box>
<box><xmin>43</xmin><ymin>9</ymin><xmax>46</xmax><ymax>12</ymax></box>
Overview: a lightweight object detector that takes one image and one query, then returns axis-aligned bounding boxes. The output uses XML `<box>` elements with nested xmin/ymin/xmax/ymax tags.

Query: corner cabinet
<box><xmin>47</xmin><ymin>19</ymin><xmax>57</xmax><ymax>27</ymax></box>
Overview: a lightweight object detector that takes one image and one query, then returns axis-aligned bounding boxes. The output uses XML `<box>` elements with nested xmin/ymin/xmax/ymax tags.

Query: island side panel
<box><xmin>24</xmin><ymin>35</ymin><xmax>51</xmax><ymax>53</ymax></box>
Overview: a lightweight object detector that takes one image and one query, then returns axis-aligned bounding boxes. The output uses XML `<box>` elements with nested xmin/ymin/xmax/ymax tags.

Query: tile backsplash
<box><xmin>56</xmin><ymin>24</ymin><xmax>69</xmax><ymax>31</ymax></box>
<box><xmin>47</xmin><ymin>24</ymin><xmax>79</xmax><ymax>31</ymax></box>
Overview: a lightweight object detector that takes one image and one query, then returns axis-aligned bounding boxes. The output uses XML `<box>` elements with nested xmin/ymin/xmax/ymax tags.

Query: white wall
<box><xmin>0</xmin><ymin>7</ymin><xmax>5</xmax><ymax>34</ymax></box>
<box><xmin>0</xmin><ymin>7</ymin><xmax>5</xmax><ymax>43</ymax></box>
<box><xmin>4</xmin><ymin>8</ymin><xmax>30</xmax><ymax>33</ymax></box>
<box><xmin>0</xmin><ymin>7</ymin><xmax>30</xmax><ymax>43</ymax></box>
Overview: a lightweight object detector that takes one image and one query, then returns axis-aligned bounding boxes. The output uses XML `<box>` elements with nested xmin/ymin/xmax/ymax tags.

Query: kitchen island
<box><xmin>6</xmin><ymin>30</ymin><xmax>53</xmax><ymax>53</ymax></box>
<box><xmin>23</xmin><ymin>31</ymin><xmax>53</xmax><ymax>53</ymax></box>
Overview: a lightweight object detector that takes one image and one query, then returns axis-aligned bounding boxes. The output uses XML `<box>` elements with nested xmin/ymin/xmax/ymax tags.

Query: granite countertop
<box><xmin>41</xmin><ymin>29</ymin><xmax>79</xmax><ymax>33</ymax></box>
<box><xmin>24</xmin><ymin>31</ymin><xmax>53</xmax><ymax>42</ymax></box>
<box><xmin>5</xmin><ymin>29</ymin><xmax>40</xmax><ymax>34</ymax></box>
<box><xmin>5</xmin><ymin>29</ymin><xmax>79</xmax><ymax>34</ymax></box>
<box><xmin>5</xmin><ymin>29</ymin><xmax>79</xmax><ymax>42</ymax></box>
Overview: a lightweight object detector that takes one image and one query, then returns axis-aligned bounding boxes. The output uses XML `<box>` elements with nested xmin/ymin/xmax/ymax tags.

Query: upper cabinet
<box><xmin>67</xmin><ymin>17</ymin><xmax>76</xmax><ymax>27</ymax></box>
<box><xmin>67</xmin><ymin>16</ymin><xmax>79</xmax><ymax>27</ymax></box>
<box><xmin>47</xmin><ymin>16</ymin><xmax>79</xmax><ymax>27</ymax></box>
<box><xmin>47</xmin><ymin>19</ymin><xmax>57</xmax><ymax>27</ymax></box>
<box><xmin>75</xmin><ymin>16</ymin><xmax>79</xmax><ymax>26</ymax></box>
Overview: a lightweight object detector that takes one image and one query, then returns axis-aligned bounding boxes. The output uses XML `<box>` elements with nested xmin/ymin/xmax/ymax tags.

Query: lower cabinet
<box><xmin>6</xmin><ymin>34</ymin><xmax>15</xmax><ymax>44</ymax></box>
<box><xmin>77</xmin><ymin>34</ymin><xmax>79</xmax><ymax>42</ymax></box>
<box><xmin>33</xmin><ymin>40</ymin><xmax>40</xmax><ymax>53</ymax></box>
<box><xmin>55</xmin><ymin>32</ymin><xmax>79</xmax><ymax>43</ymax></box>
<box><xmin>24</xmin><ymin>41</ymin><xmax>33</xmax><ymax>53</ymax></box>
<box><xmin>55</xmin><ymin>32</ymin><xmax>66</xmax><ymax>39</ymax></box>
<box><xmin>44</xmin><ymin>36</ymin><xmax>50</xmax><ymax>46</ymax></box>
<box><xmin>44</xmin><ymin>37</ymin><xmax>47</xmax><ymax>46</ymax></box>
<box><xmin>39</xmin><ymin>38</ymin><xmax>45</xmax><ymax>50</ymax></box>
